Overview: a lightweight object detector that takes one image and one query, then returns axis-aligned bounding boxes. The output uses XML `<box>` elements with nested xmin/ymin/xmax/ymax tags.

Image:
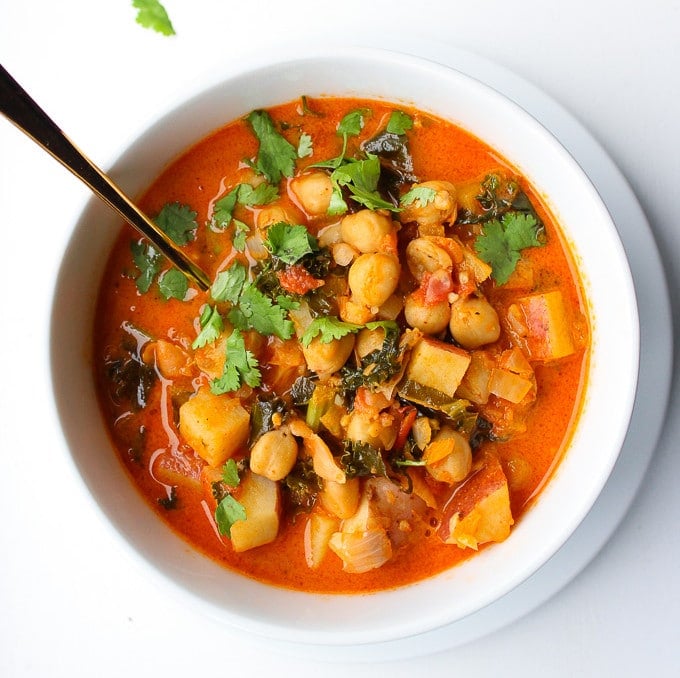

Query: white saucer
<box><xmin>251</xmin><ymin>41</ymin><xmax>674</xmax><ymax>661</ymax></box>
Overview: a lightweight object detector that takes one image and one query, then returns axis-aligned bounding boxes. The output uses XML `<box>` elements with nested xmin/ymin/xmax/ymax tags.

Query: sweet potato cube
<box><xmin>405</xmin><ymin>337</ymin><xmax>471</xmax><ymax>398</ymax></box>
<box><xmin>179</xmin><ymin>386</ymin><xmax>250</xmax><ymax>467</ymax></box>
<box><xmin>438</xmin><ymin>454</ymin><xmax>514</xmax><ymax>549</ymax></box>
<box><xmin>509</xmin><ymin>290</ymin><xmax>575</xmax><ymax>361</ymax></box>
<box><xmin>230</xmin><ymin>471</ymin><xmax>280</xmax><ymax>553</ymax></box>
<box><xmin>488</xmin><ymin>368</ymin><xmax>533</xmax><ymax>404</ymax></box>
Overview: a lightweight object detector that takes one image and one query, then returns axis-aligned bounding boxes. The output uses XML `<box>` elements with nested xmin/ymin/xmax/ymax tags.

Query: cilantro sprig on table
<box><xmin>474</xmin><ymin>211</ymin><xmax>544</xmax><ymax>285</ymax></box>
<box><xmin>132</xmin><ymin>0</ymin><xmax>175</xmax><ymax>36</ymax></box>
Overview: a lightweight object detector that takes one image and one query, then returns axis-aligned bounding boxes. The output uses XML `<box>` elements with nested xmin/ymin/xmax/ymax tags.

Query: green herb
<box><xmin>158</xmin><ymin>268</ymin><xmax>188</xmax><ymax>301</ymax></box>
<box><xmin>130</xmin><ymin>240</ymin><xmax>162</xmax><ymax>294</ymax></box>
<box><xmin>211</xmin><ymin>262</ymin><xmax>248</xmax><ymax>304</ymax></box>
<box><xmin>282</xmin><ymin>458</ymin><xmax>321</xmax><ymax>513</ymax></box>
<box><xmin>211</xmin><ymin>183</ymin><xmax>278</xmax><ymax>232</ymax></box>
<box><xmin>191</xmin><ymin>305</ymin><xmax>224</xmax><ymax>349</ymax></box>
<box><xmin>132</xmin><ymin>0</ymin><xmax>175</xmax><ymax>36</ymax></box>
<box><xmin>297</xmin><ymin>132</ymin><xmax>313</xmax><ymax>158</ymax></box>
<box><xmin>155</xmin><ymin>202</ymin><xmax>197</xmax><ymax>246</ymax></box>
<box><xmin>474</xmin><ymin>211</ymin><xmax>543</xmax><ymax>285</ymax></box>
<box><xmin>246</xmin><ymin>110</ymin><xmax>298</xmax><ymax>184</ymax></box>
<box><xmin>400</xmin><ymin>186</ymin><xmax>437</xmax><ymax>207</ymax></box>
<box><xmin>340</xmin><ymin>321</ymin><xmax>402</xmax><ymax>391</ymax></box>
<box><xmin>341</xmin><ymin>440</ymin><xmax>388</xmax><ymax>478</ymax></box>
<box><xmin>229</xmin><ymin>284</ymin><xmax>294</xmax><ymax>339</ymax></box>
<box><xmin>221</xmin><ymin>459</ymin><xmax>241</xmax><ymax>487</ymax></box>
<box><xmin>386</xmin><ymin>111</ymin><xmax>413</xmax><ymax>135</ymax></box>
<box><xmin>215</xmin><ymin>495</ymin><xmax>247</xmax><ymax>537</ymax></box>
<box><xmin>264</xmin><ymin>222</ymin><xmax>318</xmax><ymax>265</ymax></box>
<box><xmin>308</xmin><ymin>108</ymin><xmax>369</xmax><ymax>171</ymax></box>
<box><xmin>290</xmin><ymin>375</ymin><xmax>317</xmax><ymax>405</ymax></box>
<box><xmin>300</xmin><ymin>96</ymin><xmax>322</xmax><ymax>117</ymax></box>
<box><xmin>329</xmin><ymin>155</ymin><xmax>397</xmax><ymax>214</ymax></box>
<box><xmin>210</xmin><ymin>328</ymin><xmax>261</xmax><ymax>394</ymax></box>
<box><xmin>300</xmin><ymin>316</ymin><xmax>362</xmax><ymax>347</ymax></box>
<box><xmin>250</xmin><ymin>396</ymin><xmax>287</xmax><ymax>443</ymax></box>
<box><xmin>393</xmin><ymin>458</ymin><xmax>427</xmax><ymax>467</ymax></box>
<box><xmin>232</xmin><ymin>220</ymin><xmax>250</xmax><ymax>251</ymax></box>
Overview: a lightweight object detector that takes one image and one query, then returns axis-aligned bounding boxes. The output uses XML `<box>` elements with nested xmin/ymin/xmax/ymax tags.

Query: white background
<box><xmin>1</xmin><ymin>1</ymin><xmax>678</xmax><ymax>675</ymax></box>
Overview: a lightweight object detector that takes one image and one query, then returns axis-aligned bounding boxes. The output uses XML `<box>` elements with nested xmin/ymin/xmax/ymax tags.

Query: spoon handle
<box><xmin>0</xmin><ymin>64</ymin><xmax>210</xmax><ymax>291</ymax></box>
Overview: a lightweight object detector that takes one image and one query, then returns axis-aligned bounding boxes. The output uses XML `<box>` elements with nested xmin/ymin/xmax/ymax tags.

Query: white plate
<box><xmin>236</xmin><ymin>39</ymin><xmax>672</xmax><ymax>660</ymax></box>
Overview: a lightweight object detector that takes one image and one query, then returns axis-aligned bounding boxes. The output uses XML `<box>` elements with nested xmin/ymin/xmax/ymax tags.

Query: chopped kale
<box><xmin>158</xmin><ymin>486</ymin><xmax>178</xmax><ymax>510</ymax></box>
<box><xmin>290</xmin><ymin>375</ymin><xmax>317</xmax><ymax>406</ymax></box>
<box><xmin>340</xmin><ymin>440</ymin><xmax>389</xmax><ymax>479</ymax></box>
<box><xmin>250</xmin><ymin>395</ymin><xmax>288</xmax><ymax>444</ymax></box>
<box><xmin>282</xmin><ymin>458</ymin><xmax>321</xmax><ymax>515</ymax></box>
<box><xmin>105</xmin><ymin>351</ymin><xmax>156</xmax><ymax>410</ymax></box>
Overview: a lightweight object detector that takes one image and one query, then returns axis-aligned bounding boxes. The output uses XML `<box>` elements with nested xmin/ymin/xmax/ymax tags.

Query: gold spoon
<box><xmin>0</xmin><ymin>64</ymin><xmax>211</xmax><ymax>291</ymax></box>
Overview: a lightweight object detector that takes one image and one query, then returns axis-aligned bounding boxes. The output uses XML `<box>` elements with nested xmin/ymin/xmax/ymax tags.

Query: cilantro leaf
<box><xmin>330</xmin><ymin>155</ymin><xmax>398</xmax><ymax>213</ymax></box>
<box><xmin>158</xmin><ymin>268</ymin><xmax>188</xmax><ymax>300</ymax></box>
<box><xmin>400</xmin><ymin>186</ymin><xmax>437</xmax><ymax>207</ymax></box>
<box><xmin>264</xmin><ymin>222</ymin><xmax>318</xmax><ymax>264</ymax></box>
<box><xmin>337</xmin><ymin>109</ymin><xmax>368</xmax><ymax>137</ymax></box>
<box><xmin>132</xmin><ymin>0</ymin><xmax>175</xmax><ymax>36</ymax></box>
<box><xmin>237</xmin><ymin>182</ymin><xmax>279</xmax><ymax>207</ymax></box>
<box><xmin>211</xmin><ymin>328</ymin><xmax>261</xmax><ymax>395</ymax></box>
<box><xmin>230</xmin><ymin>285</ymin><xmax>295</xmax><ymax>340</ymax></box>
<box><xmin>221</xmin><ymin>459</ymin><xmax>241</xmax><ymax>487</ymax></box>
<box><xmin>130</xmin><ymin>240</ymin><xmax>162</xmax><ymax>294</ymax></box>
<box><xmin>215</xmin><ymin>495</ymin><xmax>247</xmax><ymax>537</ymax></box>
<box><xmin>232</xmin><ymin>219</ymin><xmax>250</xmax><ymax>252</ymax></box>
<box><xmin>155</xmin><ymin>202</ymin><xmax>197</xmax><ymax>246</ymax></box>
<box><xmin>297</xmin><ymin>132</ymin><xmax>313</xmax><ymax>158</ymax></box>
<box><xmin>300</xmin><ymin>316</ymin><xmax>362</xmax><ymax>347</ymax></box>
<box><xmin>386</xmin><ymin>111</ymin><xmax>413</xmax><ymax>135</ymax></box>
<box><xmin>474</xmin><ymin>211</ymin><xmax>543</xmax><ymax>285</ymax></box>
<box><xmin>211</xmin><ymin>188</ymin><xmax>240</xmax><ymax>231</ymax></box>
<box><xmin>246</xmin><ymin>110</ymin><xmax>297</xmax><ymax>184</ymax></box>
<box><xmin>192</xmin><ymin>305</ymin><xmax>224</xmax><ymax>349</ymax></box>
<box><xmin>211</xmin><ymin>263</ymin><xmax>247</xmax><ymax>304</ymax></box>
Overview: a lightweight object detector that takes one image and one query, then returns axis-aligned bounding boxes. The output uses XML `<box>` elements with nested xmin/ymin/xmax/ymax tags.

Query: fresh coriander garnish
<box><xmin>264</xmin><ymin>222</ymin><xmax>318</xmax><ymax>265</ymax></box>
<box><xmin>300</xmin><ymin>316</ymin><xmax>363</xmax><ymax>347</ymax></box>
<box><xmin>211</xmin><ymin>263</ymin><xmax>247</xmax><ymax>304</ymax></box>
<box><xmin>246</xmin><ymin>110</ymin><xmax>298</xmax><ymax>184</ymax></box>
<box><xmin>158</xmin><ymin>268</ymin><xmax>188</xmax><ymax>301</ymax></box>
<box><xmin>132</xmin><ymin>0</ymin><xmax>175</xmax><ymax>36</ymax></box>
<box><xmin>130</xmin><ymin>240</ymin><xmax>162</xmax><ymax>294</ymax></box>
<box><xmin>308</xmin><ymin>108</ymin><xmax>369</xmax><ymax>171</ymax></box>
<box><xmin>328</xmin><ymin>155</ymin><xmax>398</xmax><ymax>214</ymax></box>
<box><xmin>210</xmin><ymin>328</ymin><xmax>261</xmax><ymax>395</ymax></box>
<box><xmin>155</xmin><ymin>202</ymin><xmax>197</xmax><ymax>246</ymax></box>
<box><xmin>221</xmin><ymin>459</ymin><xmax>241</xmax><ymax>487</ymax></box>
<box><xmin>297</xmin><ymin>132</ymin><xmax>313</xmax><ymax>158</ymax></box>
<box><xmin>191</xmin><ymin>305</ymin><xmax>224</xmax><ymax>349</ymax></box>
<box><xmin>215</xmin><ymin>495</ymin><xmax>247</xmax><ymax>537</ymax></box>
<box><xmin>386</xmin><ymin>111</ymin><xmax>413</xmax><ymax>135</ymax></box>
<box><xmin>474</xmin><ymin>211</ymin><xmax>544</xmax><ymax>285</ymax></box>
<box><xmin>211</xmin><ymin>183</ymin><xmax>278</xmax><ymax>232</ymax></box>
<box><xmin>400</xmin><ymin>186</ymin><xmax>437</xmax><ymax>207</ymax></box>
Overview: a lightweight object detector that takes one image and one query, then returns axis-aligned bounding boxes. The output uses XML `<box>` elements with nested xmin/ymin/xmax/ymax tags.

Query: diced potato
<box><xmin>438</xmin><ymin>454</ymin><xmax>514</xmax><ymax>549</ymax></box>
<box><xmin>461</xmin><ymin>246</ymin><xmax>492</xmax><ymax>284</ymax></box>
<box><xmin>488</xmin><ymin>368</ymin><xmax>533</xmax><ymax>404</ymax></box>
<box><xmin>405</xmin><ymin>336</ymin><xmax>471</xmax><ymax>398</ymax></box>
<box><xmin>507</xmin><ymin>290</ymin><xmax>576</xmax><ymax>361</ymax></box>
<box><xmin>456</xmin><ymin>350</ymin><xmax>494</xmax><ymax>405</ymax></box>
<box><xmin>230</xmin><ymin>471</ymin><xmax>280</xmax><ymax>553</ymax></box>
<box><xmin>304</xmin><ymin>512</ymin><xmax>340</xmax><ymax>569</ymax></box>
<box><xmin>152</xmin><ymin>449</ymin><xmax>203</xmax><ymax>492</ymax></box>
<box><xmin>319</xmin><ymin>478</ymin><xmax>360</xmax><ymax>519</ymax></box>
<box><xmin>179</xmin><ymin>387</ymin><xmax>249</xmax><ymax>467</ymax></box>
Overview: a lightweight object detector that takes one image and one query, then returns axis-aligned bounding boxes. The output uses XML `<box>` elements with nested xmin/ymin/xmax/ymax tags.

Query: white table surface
<box><xmin>1</xmin><ymin>1</ymin><xmax>678</xmax><ymax>675</ymax></box>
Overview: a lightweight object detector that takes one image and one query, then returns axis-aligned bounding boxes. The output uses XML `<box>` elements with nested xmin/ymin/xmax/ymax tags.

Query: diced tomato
<box><xmin>394</xmin><ymin>405</ymin><xmax>418</xmax><ymax>450</ymax></box>
<box><xmin>276</xmin><ymin>266</ymin><xmax>325</xmax><ymax>295</ymax></box>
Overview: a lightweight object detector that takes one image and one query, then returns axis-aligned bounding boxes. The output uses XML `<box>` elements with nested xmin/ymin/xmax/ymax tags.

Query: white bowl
<box><xmin>50</xmin><ymin>47</ymin><xmax>639</xmax><ymax>646</ymax></box>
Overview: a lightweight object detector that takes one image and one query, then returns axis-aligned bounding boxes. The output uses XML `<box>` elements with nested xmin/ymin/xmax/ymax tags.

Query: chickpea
<box><xmin>256</xmin><ymin>204</ymin><xmax>302</xmax><ymax>236</ymax></box>
<box><xmin>301</xmin><ymin>333</ymin><xmax>355</xmax><ymax>378</ymax></box>
<box><xmin>405</xmin><ymin>238</ymin><xmax>453</xmax><ymax>281</ymax></box>
<box><xmin>425</xmin><ymin>427</ymin><xmax>472</xmax><ymax>484</ymax></box>
<box><xmin>340</xmin><ymin>210</ymin><xmax>393</xmax><ymax>253</ymax></box>
<box><xmin>355</xmin><ymin>327</ymin><xmax>386</xmax><ymax>360</ymax></box>
<box><xmin>399</xmin><ymin>180</ymin><xmax>457</xmax><ymax>227</ymax></box>
<box><xmin>250</xmin><ymin>426</ymin><xmax>298</xmax><ymax>481</ymax></box>
<box><xmin>290</xmin><ymin>172</ymin><xmax>333</xmax><ymax>215</ymax></box>
<box><xmin>404</xmin><ymin>294</ymin><xmax>451</xmax><ymax>335</ymax></box>
<box><xmin>449</xmin><ymin>295</ymin><xmax>501</xmax><ymax>349</ymax></box>
<box><xmin>348</xmin><ymin>253</ymin><xmax>400</xmax><ymax>308</ymax></box>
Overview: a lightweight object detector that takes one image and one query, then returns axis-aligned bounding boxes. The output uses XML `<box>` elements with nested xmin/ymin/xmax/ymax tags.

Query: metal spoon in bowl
<box><xmin>0</xmin><ymin>64</ymin><xmax>211</xmax><ymax>291</ymax></box>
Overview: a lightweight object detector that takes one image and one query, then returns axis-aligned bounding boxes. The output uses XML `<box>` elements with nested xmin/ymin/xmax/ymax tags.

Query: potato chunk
<box><xmin>230</xmin><ymin>471</ymin><xmax>280</xmax><ymax>553</ymax></box>
<box><xmin>405</xmin><ymin>336</ymin><xmax>471</xmax><ymax>398</ymax></box>
<box><xmin>178</xmin><ymin>386</ymin><xmax>249</xmax><ymax>467</ymax></box>
<box><xmin>438</xmin><ymin>454</ymin><xmax>514</xmax><ymax>549</ymax></box>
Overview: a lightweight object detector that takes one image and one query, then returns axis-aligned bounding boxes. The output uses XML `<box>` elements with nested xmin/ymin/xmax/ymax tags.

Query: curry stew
<box><xmin>94</xmin><ymin>98</ymin><xmax>589</xmax><ymax>593</ymax></box>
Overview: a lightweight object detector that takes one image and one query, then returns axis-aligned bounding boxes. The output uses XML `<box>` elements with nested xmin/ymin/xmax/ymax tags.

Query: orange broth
<box><xmin>94</xmin><ymin>97</ymin><xmax>589</xmax><ymax>593</ymax></box>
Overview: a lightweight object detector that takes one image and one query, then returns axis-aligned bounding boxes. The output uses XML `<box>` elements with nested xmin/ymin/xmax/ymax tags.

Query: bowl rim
<box><xmin>49</xmin><ymin>45</ymin><xmax>640</xmax><ymax>645</ymax></box>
